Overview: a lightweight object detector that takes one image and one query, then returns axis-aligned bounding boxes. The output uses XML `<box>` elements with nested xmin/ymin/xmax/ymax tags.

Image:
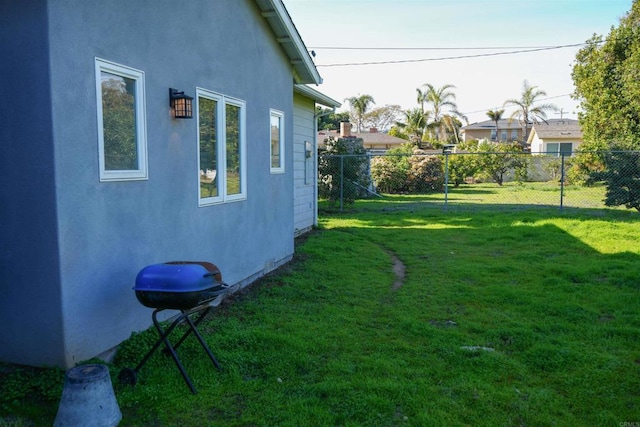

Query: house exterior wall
<box><xmin>530</xmin><ymin>133</ymin><xmax>544</xmax><ymax>153</ymax></box>
<box><xmin>462</xmin><ymin>128</ymin><xmax>524</xmax><ymax>142</ymax></box>
<box><xmin>0</xmin><ymin>0</ymin><xmax>66</xmax><ymax>367</ymax></box>
<box><xmin>462</xmin><ymin>129</ymin><xmax>491</xmax><ymax>142</ymax></box>
<box><xmin>292</xmin><ymin>94</ymin><xmax>316</xmax><ymax>236</ymax></box>
<box><xmin>1</xmin><ymin>0</ymin><xmax>299</xmax><ymax>367</ymax></box>
<box><xmin>530</xmin><ymin>136</ymin><xmax>581</xmax><ymax>155</ymax></box>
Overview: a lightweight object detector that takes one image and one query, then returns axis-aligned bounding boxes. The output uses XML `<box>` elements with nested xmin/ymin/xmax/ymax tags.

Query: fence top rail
<box><xmin>319</xmin><ymin>150</ymin><xmax>640</xmax><ymax>158</ymax></box>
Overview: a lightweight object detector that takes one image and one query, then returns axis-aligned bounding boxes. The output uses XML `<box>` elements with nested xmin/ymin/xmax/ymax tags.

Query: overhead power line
<box><xmin>310</xmin><ymin>45</ymin><xmax>575</xmax><ymax>51</ymax></box>
<box><xmin>460</xmin><ymin>94</ymin><xmax>575</xmax><ymax>117</ymax></box>
<box><xmin>315</xmin><ymin>43</ymin><xmax>587</xmax><ymax>67</ymax></box>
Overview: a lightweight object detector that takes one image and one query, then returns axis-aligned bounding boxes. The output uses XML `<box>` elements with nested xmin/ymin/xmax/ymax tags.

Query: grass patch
<box><xmin>320</xmin><ymin>181</ymin><xmax>614</xmax><ymax>212</ymax></box>
<box><xmin>1</xmin><ymin>207</ymin><xmax>639</xmax><ymax>425</ymax></box>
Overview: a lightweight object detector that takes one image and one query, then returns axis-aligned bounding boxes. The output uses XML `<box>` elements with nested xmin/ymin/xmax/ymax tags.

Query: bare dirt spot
<box><xmin>388</xmin><ymin>251</ymin><xmax>406</xmax><ymax>290</ymax></box>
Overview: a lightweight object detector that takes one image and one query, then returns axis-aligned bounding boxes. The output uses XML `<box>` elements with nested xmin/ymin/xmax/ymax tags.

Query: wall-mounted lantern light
<box><xmin>169</xmin><ymin>88</ymin><xmax>194</xmax><ymax>119</ymax></box>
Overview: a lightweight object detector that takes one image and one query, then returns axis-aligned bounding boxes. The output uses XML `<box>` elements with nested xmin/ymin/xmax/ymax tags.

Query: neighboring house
<box><xmin>319</xmin><ymin>122</ymin><xmax>407</xmax><ymax>153</ymax></box>
<box><xmin>460</xmin><ymin>119</ymin><xmax>523</xmax><ymax>143</ymax></box>
<box><xmin>528</xmin><ymin>119</ymin><xmax>583</xmax><ymax>156</ymax></box>
<box><xmin>0</xmin><ymin>0</ymin><xmax>334</xmax><ymax>368</ymax></box>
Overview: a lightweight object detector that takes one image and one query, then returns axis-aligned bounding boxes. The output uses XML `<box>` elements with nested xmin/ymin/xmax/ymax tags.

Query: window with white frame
<box><xmin>270</xmin><ymin>109</ymin><xmax>285</xmax><ymax>173</ymax></box>
<box><xmin>95</xmin><ymin>58</ymin><xmax>147</xmax><ymax>181</ymax></box>
<box><xmin>197</xmin><ymin>88</ymin><xmax>246</xmax><ymax>205</ymax></box>
<box><xmin>511</xmin><ymin>129</ymin><xmax>518</xmax><ymax>141</ymax></box>
<box><xmin>500</xmin><ymin>130</ymin><xmax>507</xmax><ymax>141</ymax></box>
<box><xmin>490</xmin><ymin>129</ymin><xmax>497</xmax><ymax>141</ymax></box>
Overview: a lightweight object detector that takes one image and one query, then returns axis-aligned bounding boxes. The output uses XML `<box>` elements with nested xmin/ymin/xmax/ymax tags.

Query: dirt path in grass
<box><xmin>296</xmin><ymin>230</ymin><xmax>406</xmax><ymax>290</ymax></box>
<box><xmin>388</xmin><ymin>251</ymin><xmax>406</xmax><ymax>290</ymax></box>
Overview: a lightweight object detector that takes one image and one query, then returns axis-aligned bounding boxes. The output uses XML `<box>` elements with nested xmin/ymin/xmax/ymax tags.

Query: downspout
<box><xmin>313</xmin><ymin>107</ymin><xmax>336</xmax><ymax>227</ymax></box>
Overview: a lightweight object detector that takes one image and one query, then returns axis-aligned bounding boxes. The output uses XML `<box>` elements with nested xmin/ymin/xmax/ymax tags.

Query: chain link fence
<box><xmin>318</xmin><ymin>151</ymin><xmax>640</xmax><ymax>212</ymax></box>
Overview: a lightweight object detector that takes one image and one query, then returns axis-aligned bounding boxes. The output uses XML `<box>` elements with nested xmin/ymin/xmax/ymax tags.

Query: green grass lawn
<box><xmin>2</xmin><ymin>206</ymin><xmax>639</xmax><ymax>426</ymax></box>
<box><xmin>321</xmin><ymin>181</ymin><xmax>613</xmax><ymax>212</ymax></box>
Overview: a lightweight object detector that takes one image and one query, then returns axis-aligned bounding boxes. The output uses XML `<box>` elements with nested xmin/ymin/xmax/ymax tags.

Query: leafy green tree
<box><xmin>572</xmin><ymin>0</ymin><xmax>640</xmax><ymax>151</ymax></box>
<box><xmin>475</xmin><ymin>140</ymin><xmax>527</xmax><ymax>186</ymax></box>
<box><xmin>363</xmin><ymin>104</ymin><xmax>402</xmax><ymax>132</ymax></box>
<box><xmin>590</xmin><ymin>149</ymin><xmax>640</xmax><ymax>212</ymax></box>
<box><xmin>345</xmin><ymin>94</ymin><xmax>376</xmax><ymax>132</ymax></box>
<box><xmin>388</xmin><ymin>125</ymin><xmax>410</xmax><ymax>141</ymax></box>
<box><xmin>571</xmin><ymin>1</ymin><xmax>640</xmax><ymax>211</ymax></box>
<box><xmin>486</xmin><ymin>109</ymin><xmax>505</xmax><ymax>141</ymax></box>
<box><xmin>447</xmin><ymin>151</ymin><xmax>479</xmax><ymax>187</ymax></box>
<box><xmin>503</xmin><ymin>80</ymin><xmax>557</xmax><ymax>143</ymax></box>
<box><xmin>316</xmin><ymin>107</ymin><xmax>350</xmax><ymax>131</ymax></box>
<box><xmin>318</xmin><ymin>136</ymin><xmax>370</xmax><ymax>206</ymax></box>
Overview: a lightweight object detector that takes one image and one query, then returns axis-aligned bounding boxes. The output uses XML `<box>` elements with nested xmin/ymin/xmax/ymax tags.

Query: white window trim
<box><xmin>270</xmin><ymin>109</ymin><xmax>285</xmax><ymax>174</ymax></box>
<box><xmin>197</xmin><ymin>88</ymin><xmax>247</xmax><ymax>206</ymax></box>
<box><xmin>224</xmin><ymin>96</ymin><xmax>247</xmax><ymax>203</ymax></box>
<box><xmin>94</xmin><ymin>58</ymin><xmax>148</xmax><ymax>182</ymax></box>
<box><xmin>197</xmin><ymin>89</ymin><xmax>223</xmax><ymax>205</ymax></box>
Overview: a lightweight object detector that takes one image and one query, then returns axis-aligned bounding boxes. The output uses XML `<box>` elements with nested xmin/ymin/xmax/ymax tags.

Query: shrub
<box><xmin>318</xmin><ymin>136</ymin><xmax>370</xmax><ymax>205</ymax></box>
<box><xmin>370</xmin><ymin>155</ymin><xmax>410</xmax><ymax>193</ymax></box>
<box><xmin>590</xmin><ymin>149</ymin><xmax>640</xmax><ymax>211</ymax></box>
<box><xmin>474</xmin><ymin>141</ymin><xmax>526</xmax><ymax>185</ymax></box>
<box><xmin>370</xmin><ymin>144</ymin><xmax>444</xmax><ymax>193</ymax></box>
<box><xmin>447</xmin><ymin>153</ymin><xmax>478</xmax><ymax>187</ymax></box>
<box><xmin>407</xmin><ymin>150</ymin><xmax>444</xmax><ymax>192</ymax></box>
<box><xmin>567</xmin><ymin>151</ymin><xmax>606</xmax><ymax>185</ymax></box>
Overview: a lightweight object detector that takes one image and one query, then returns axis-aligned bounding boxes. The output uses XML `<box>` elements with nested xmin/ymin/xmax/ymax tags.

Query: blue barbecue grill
<box><xmin>119</xmin><ymin>261</ymin><xmax>231</xmax><ymax>394</ymax></box>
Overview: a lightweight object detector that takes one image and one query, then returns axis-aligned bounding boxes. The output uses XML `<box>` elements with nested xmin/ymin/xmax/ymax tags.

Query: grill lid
<box><xmin>134</xmin><ymin>262</ymin><xmax>221</xmax><ymax>293</ymax></box>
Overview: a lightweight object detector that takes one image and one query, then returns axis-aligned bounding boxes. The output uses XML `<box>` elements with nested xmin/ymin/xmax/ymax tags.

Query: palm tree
<box><xmin>416</xmin><ymin>88</ymin><xmax>427</xmax><ymax>113</ymax></box>
<box><xmin>486</xmin><ymin>109</ymin><xmax>505</xmax><ymax>141</ymax></box>
<box><xmin>440</xmin><ymin>113</ymin><xmax>468</xmax><ymax>144</ymax></box>
<box><xmin>345</xmin><ymin>94</ymin><xmax>375</xmax><ymax>133</ymax></box>
<box><xmin>421</xmin><ymin>83</ymin><xmax>459</xmax><ymax>142</ymax></box>
<box><xmin>503</xmin><ymin>80</ymin><xmax>557</xmax><ymax>143</ymax></box>
<box><xmin>395</xmin><ymin>108</ymin><xmax>431</xmax><ymax>147</ymax></box>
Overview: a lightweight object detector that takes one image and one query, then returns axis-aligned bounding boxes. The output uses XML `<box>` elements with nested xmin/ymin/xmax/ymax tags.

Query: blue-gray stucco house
<box><xmin>0</xmin><ymin>0</ymin><xmax>340</xmax><ymax>368</ymax></box>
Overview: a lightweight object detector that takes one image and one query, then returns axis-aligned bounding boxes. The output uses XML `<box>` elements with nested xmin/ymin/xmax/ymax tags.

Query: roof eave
<box><xmin>294</xmin><ymin>84</ymin><xmax>341</xmax><ymax>108</ymax></box>
<box><xmin>254</xmin><ymin>0</ymin><xmax>322</xmax><ymax>85</ymax></box>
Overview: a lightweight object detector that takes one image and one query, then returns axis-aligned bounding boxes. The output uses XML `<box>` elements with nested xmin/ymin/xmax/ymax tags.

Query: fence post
<box><xmin>560</xmin><ymin>153</ymin><xmax>565</xmax><ymax>211</ymax></box>
<box><xmin>339</xmin><ymin>155</ymin><xmax>344</xmax><ymax>212</ymax></box>
<box><xmin>444</xmin><ymin>152</ymin><xmax>449</xmax><ymax>210</ymax></box>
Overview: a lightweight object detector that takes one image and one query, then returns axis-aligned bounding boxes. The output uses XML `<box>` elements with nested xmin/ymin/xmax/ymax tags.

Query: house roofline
<box><xmin>254</xmin><ymin>0</ymin><xmax>322</xmax><ymax>85</ymax></box>
<box><xmin>460</xmin><ymin>119</ymin><xmax>524</xmax><ymax>130</ymax></box>
<box><xmin>294</xmin><ymin>84</ymin><xmax>341</xmax><ymax>108</ymax></box>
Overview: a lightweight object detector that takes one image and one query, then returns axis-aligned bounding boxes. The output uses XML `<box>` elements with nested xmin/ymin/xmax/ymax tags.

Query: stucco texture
<box><xmin>1</xmin><ymin>0</ymin><xmax>299</xmax><ymax>367</ymax></box>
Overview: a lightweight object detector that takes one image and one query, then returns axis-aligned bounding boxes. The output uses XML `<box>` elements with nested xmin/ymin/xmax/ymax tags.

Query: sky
<box><xmin>283</xmin><ymin>0</ymin><xmax>633</xmax><ymax>125</ymax></box>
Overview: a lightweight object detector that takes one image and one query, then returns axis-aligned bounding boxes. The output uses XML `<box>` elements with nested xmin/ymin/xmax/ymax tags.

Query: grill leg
<box><xmin>131</xmin><ymin>309</ymin><xmax>182</xmax><ymax>373</ymax></box>
<box><xmin>183</xmin><ymin>311</ymin><xmax>221</xmax><ymax>370</ymax></box>
<box><xmin>171</xmin><ymin>306</ymin><xmax>211</xmax><ymax>350</ymax></box>
<box><xmin>170</xmin><ymin>306</ymin><xmax>221</xmax><ymax>370</ymax></box>
<box><xmin>124</xmin><ymin>304</ymin><xmax>221</xmax><ymax>394</ymax></box>
<box><xmin>151</xmin><ymin>309</ymin><xmax>198</xmax><ymax>394</ymax></box>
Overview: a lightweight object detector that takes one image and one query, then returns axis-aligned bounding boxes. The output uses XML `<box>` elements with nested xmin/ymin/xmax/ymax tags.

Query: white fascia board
<box><xmin>294</xmin><ymin>84</ymin><xmax>341</xmax><ymax>109</ymax></box>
